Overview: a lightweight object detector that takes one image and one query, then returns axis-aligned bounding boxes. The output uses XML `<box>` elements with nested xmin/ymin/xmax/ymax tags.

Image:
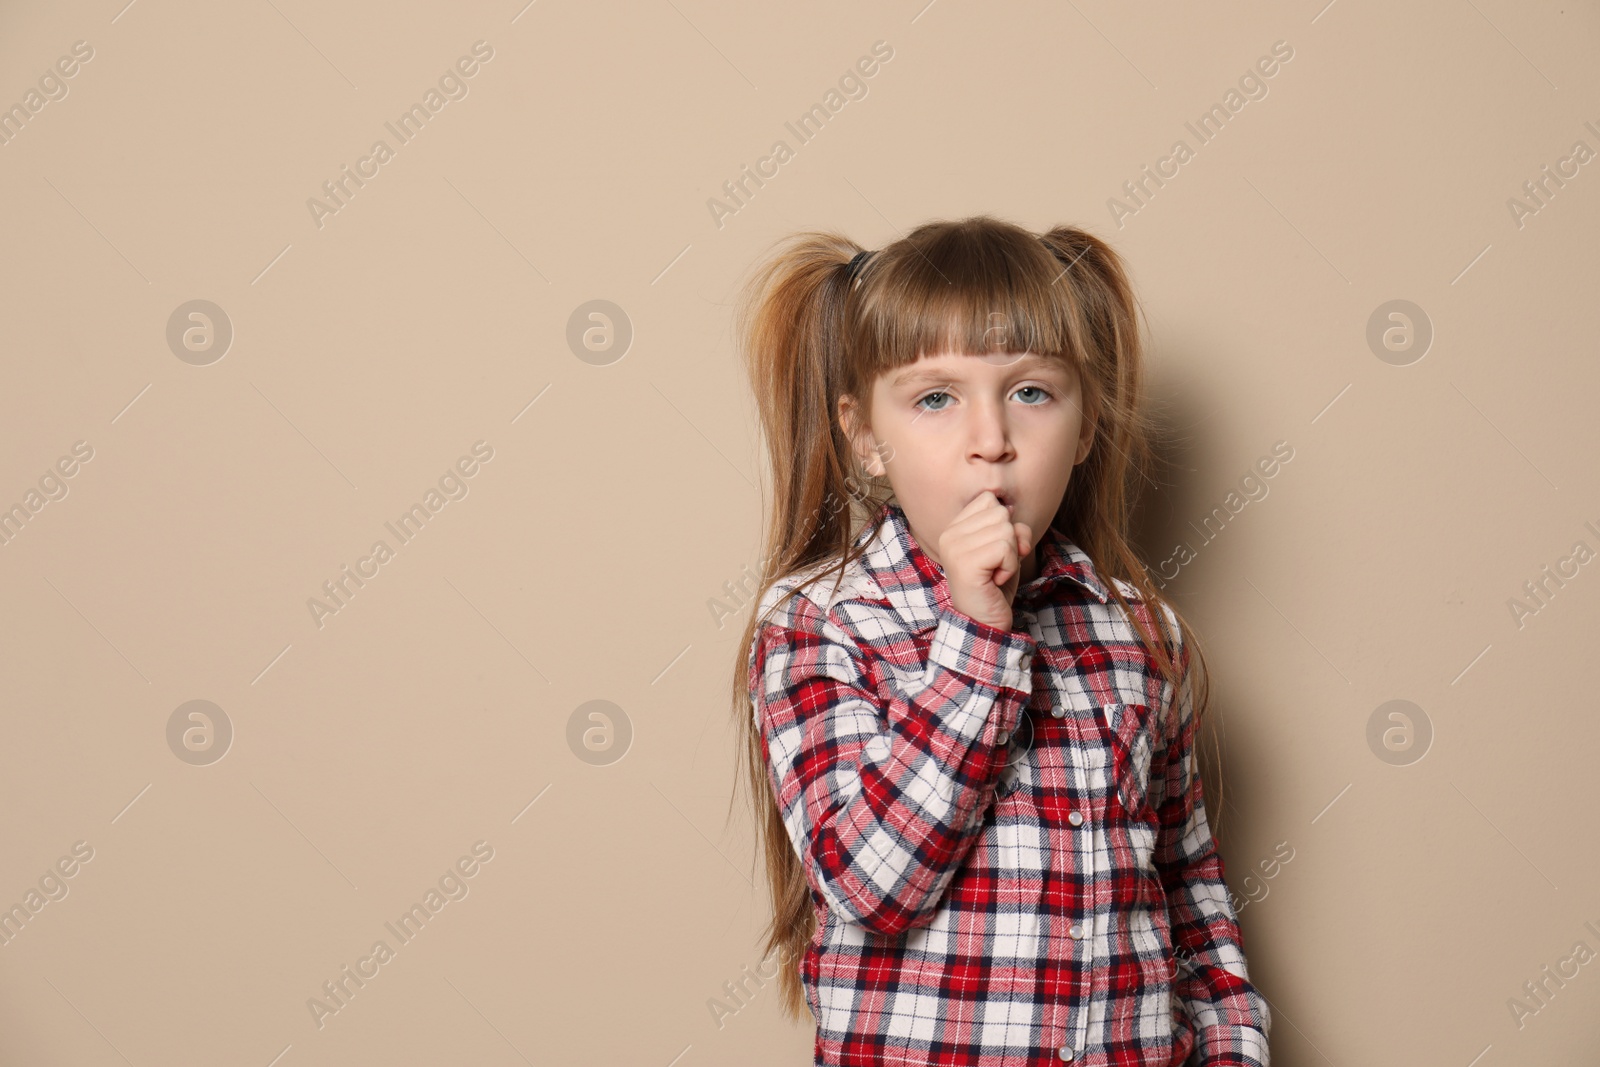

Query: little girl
<box><xmin>731</xmin><ymin>217</ymin><xmax>1270</xmax><ymax>1067</ymax></box>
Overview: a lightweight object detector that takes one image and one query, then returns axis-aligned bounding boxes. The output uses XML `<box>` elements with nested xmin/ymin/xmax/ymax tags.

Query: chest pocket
<box><xmin>1104</xmin><ymin>700</ymin><xmax>1156</xmax><ymax>822</ymax></box>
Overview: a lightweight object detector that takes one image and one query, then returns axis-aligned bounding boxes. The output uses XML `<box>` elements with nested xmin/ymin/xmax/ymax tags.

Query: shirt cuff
<box><xmin>926</xmin><ymin>604</ymin><xmax>1037</xmax><ymax>695</ymax></box>
<box><xmin>1193</xmin><ymin>1026</ymin><xmax>1270</xmax><ymax>1067</ymax></box>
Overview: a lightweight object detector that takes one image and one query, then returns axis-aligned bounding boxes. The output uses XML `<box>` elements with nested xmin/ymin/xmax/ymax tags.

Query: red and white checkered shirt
<box><xmin>749</xmin><ymin>501</ymin><xmax>1270</xmax><ymax>1066</ymax></box>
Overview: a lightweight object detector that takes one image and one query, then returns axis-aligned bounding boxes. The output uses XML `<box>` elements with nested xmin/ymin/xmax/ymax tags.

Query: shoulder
<box><xmin>1104</xmin><ymin>572</ymin><xmax>1181</xmax><ymax>646</ymax></box>
<box><xmin>752</xmin><ymin>555</ymin><xmax>885</xmax><ymax>649</ymax></box>
<box><xmin>1150</xmin><ymin>593</ymin><xmax>1179</xmax><ymax>637</ymax></box>
<box><xmin>747</xmin><ymin>558</ymin><xmax>890</xmax><ymax>709</ymax></box>
<box><xmin>757</xmin><ymin>555</ymin><xmax>883</xmax><ymax>620</ymax></box>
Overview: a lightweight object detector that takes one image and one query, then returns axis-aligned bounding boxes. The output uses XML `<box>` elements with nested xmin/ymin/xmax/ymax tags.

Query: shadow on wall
<box><xmin>1130</xmin><ymin>357</ymin><xmax>1291</xmax><ymax>850</ymax></box>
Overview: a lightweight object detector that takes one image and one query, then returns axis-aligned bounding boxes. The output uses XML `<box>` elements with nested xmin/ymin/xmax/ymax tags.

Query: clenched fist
<box><xmin>938</xmin><ymin>491</ymin><xmax>1035</xmax><ymax>632</ymax></box>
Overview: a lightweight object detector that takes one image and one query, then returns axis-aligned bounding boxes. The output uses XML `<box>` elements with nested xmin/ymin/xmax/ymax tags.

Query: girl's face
<box><xmin>839</xmin><ymin>350</ymin><xmax>1095</xmax><ymax>583</ymax></box>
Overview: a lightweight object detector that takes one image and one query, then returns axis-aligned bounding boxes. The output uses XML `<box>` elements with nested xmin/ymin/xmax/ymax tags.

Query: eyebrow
<box><xmin>890</xmin><ymin>356</ymin><xmax>1062</xmax><ymax>389</ymax></box>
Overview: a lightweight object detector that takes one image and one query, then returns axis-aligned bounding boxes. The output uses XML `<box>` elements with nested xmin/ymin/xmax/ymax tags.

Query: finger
<box><xmin>992</xmin><ymin>527</ymin><xmax>1020</xmax><ymax>587</ymax></box>
<box><xmin>941</xmin><ymin>506</ymin><xmax>1014</xmax><ymax>559</ymax></box>
<box><xmin>946</xmin><ymin>516</ymin><xmax>1018</xmax><ymax>568</ymax></box>
<box><xmin>962</xmin><ymin>504</ymin><xmax>1016</xmax><ymax>545</ymax></box>
<box><xmin>1014</xmin><ymin>522</ymin><xmax>1034</xmax><ymax>559</ymax></box>
<box><xmin>951</xmin><ymin>490</ymin><xmax>1003</xmax><ymax>525</ymax></box>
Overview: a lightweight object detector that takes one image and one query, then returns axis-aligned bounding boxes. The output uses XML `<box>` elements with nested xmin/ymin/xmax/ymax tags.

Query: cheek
<box><xmin>1063</xmin><ymin>408</ymin><xmax>1088</xmax><ymax>446</ymax></box>
<box><xmin>1025</xmin><ymin>407</ymin><xmax>1080</xmax><ymax>445</ymax></box>
<box><xmin>1024</xmin><ymin>418</ymin><xmax>1082</xmax><ymax>481</ymax></box>
<box><xmin>890</xmin><ymin>453</ymin><xmax>945</xmax><ymax>491</ymax></box>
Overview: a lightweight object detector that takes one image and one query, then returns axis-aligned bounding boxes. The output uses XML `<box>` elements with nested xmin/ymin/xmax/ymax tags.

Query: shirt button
<box><xmin>997</xmin><ymin>731</ymin><xmax>1010</xmax><ymax>745</ymax></box>
<box><xmin>1068</xmin><ymin>811</ymin><xmax>1084</xmax><ymax>827</ymax></box>
<box><xmin>1058</xmin><ymin>1046</ymin><xmax>1075</xmax><ymax>1061</ymax></box>
<box><xmin>1069</xmin><ymin>923</ymin><xmax>1084</xmax><ymax>939</ymax></box>
<box><xmin>1051</xmin><ymin>706</ymin><xmax>1065</xmax><ymax>718</ymax></box>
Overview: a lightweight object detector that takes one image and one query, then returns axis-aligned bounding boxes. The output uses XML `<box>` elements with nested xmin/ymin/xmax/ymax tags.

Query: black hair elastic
<box><xmin>846</xmin><ymin>249</ymin><xmax>874</xmax><ymax>285</ymax></box>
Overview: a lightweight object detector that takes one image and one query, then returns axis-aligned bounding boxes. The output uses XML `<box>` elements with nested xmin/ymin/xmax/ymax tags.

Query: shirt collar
<box><xmin>854</xmin><ymin>499</ymin><xmax>1110</xmax><ymax>634</ymax></box>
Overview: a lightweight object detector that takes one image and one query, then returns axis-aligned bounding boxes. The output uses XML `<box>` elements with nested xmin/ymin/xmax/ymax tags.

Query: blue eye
<box><xmin>915</xmin><ymin>386</ymin><xmax>1052</xmax><ymax>411</ymax></box>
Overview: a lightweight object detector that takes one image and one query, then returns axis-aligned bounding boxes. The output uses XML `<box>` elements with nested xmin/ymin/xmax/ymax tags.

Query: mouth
<box><xmin>981</xmin><ymin>489</ymin><xmax>1014</xmax><ymax>510</ymax></box>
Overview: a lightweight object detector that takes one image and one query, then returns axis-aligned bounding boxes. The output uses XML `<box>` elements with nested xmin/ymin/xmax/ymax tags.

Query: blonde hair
<box><xmin>726</xmin><ymin>214</ymin><xmax>1217</xmax><ymax>1020</ymax></box>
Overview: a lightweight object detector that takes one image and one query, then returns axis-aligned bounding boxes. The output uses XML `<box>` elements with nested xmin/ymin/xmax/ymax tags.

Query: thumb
<box><xmin>1014</xmin><ymin>522</ymin><xmax>1034</xmax><ymax>559</ymax></box>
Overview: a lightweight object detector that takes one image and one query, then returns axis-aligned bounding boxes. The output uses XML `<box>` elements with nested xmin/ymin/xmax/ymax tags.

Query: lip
<box><xmin>977</xmin><ymin>488</ymin><xmax>1014</xmax><ymax>510</ymax></box>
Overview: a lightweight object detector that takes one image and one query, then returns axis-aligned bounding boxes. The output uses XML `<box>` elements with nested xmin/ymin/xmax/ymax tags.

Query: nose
<box><xmin>967</xmin><ymin>394</ymin><xmax>1014</xmax><ymax>461</ymax></box>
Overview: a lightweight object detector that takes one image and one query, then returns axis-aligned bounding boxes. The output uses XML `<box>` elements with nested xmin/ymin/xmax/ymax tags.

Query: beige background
<box><xmin>1</xmin><ymin>0</ymin><xmax>1598</xmax><ymax>1063</ymax></box>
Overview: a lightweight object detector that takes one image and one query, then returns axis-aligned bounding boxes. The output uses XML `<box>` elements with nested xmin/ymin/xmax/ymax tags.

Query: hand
<box><xmin>938</xmin><ymin>492</ymin><xmax>1034</xmax><ymax>632</ymax></box>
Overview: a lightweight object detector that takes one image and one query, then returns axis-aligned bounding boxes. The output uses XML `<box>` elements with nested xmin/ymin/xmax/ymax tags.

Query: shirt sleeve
<box><xmin>750</xmin><ymin>585</ymin><xmax>1037</xmax><ymax>937</ymax></box>
<box><xmin>1150</xmin><ymin>613</ymin><xmax>1272</xmax><ymax>1067</ymax></box>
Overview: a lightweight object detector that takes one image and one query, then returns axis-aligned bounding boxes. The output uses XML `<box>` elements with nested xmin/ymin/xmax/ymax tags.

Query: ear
<box><xmin>837</xmin><ymin>394</ymin><xmax>887</xmax><ymax>477</ymax></box>
<box><xmin>1073</xmin><ymin>402</ymin><xmax>1097</xmax><ymax>466</ymax></box>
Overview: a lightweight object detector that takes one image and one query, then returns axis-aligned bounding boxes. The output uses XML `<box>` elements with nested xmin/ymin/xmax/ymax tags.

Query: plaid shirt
<box><xmin>749</xmin><ymin>501</ymin><xmax>1270</xmax><ymax>1066</ymax></box>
